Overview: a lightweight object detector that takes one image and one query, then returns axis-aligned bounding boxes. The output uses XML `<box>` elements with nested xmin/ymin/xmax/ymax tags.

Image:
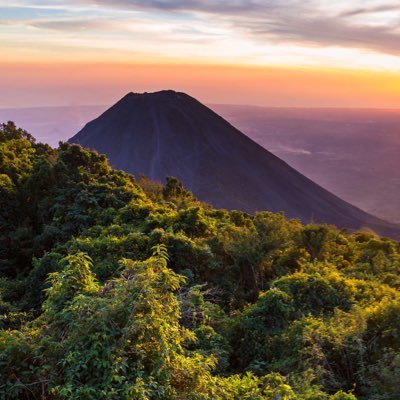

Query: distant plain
<box><xmin>1</xmin><ymin>104</ymin><xmax>399</xmax><ymax>223</ymax></box>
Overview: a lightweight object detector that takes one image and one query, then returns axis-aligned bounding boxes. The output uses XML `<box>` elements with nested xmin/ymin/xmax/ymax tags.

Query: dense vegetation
<box><xmin>0</xmin><ymin>121</ymin><xmax>399</xmax><ymax>399</ymax></box>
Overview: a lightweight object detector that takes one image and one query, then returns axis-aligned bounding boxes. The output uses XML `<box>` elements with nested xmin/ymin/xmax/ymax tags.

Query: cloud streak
<box><xmin>339</xmin><ymin>4</ymin><xmax>400</xmax><ymax>18</ymax></box>
<box><xmin>69</xmin><ymin>0</ymin><xmax>270</xmax><ymax>14</ymax></box>
<box><xmin>30</xmin><ymin>18</ymin><xmax>115</xmax><ymax>31</ymax></box>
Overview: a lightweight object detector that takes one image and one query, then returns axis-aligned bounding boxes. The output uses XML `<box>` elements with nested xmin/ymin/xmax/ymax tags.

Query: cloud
<box><xmin>273</xmin><ymin>144</ymin><xmax>312</xmax><ymax>156</ymax></box>
<box><xmin>65</xmin><ymin>0</ymin><xmax>400</xmax><ymax>56</ymax></box>
<box><xmin>30</xmin><ymin>18</ymin><xmax>114</xmax><ymax>31</ymax></box>
<box><xmin>25</xmin><ymin>15</ymin><xmax>215</xmax><ymax>47</ymax></box>
<box><xmin>339</xmin><ymin>4</ymin><xmax>400</xmax><ymax>18</ymax></box>
<box><xmin>4</xmin><ymin>0</ymin><xmax>400</xmax><ymax>63</ymax></box>
<box><xmin>238</xmin><ymin>14</ymin><xmax>400</xmax><ymax>57</ymax></box>
<box><xmin>68</xmin><ymin>0</ymin><xmax>270</xmax><ymax>14</ymax></box>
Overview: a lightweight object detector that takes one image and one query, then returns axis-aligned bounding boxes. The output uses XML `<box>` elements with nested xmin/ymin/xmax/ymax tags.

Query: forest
<box><xmin>0</xmin><ymin>121</ymin><xmax>399</xmax><ymax>399</ymax></box>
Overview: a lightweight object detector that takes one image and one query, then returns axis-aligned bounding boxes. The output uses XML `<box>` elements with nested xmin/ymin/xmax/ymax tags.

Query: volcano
<box><xmin>69</xmin><ymin>90</ymin><xmax>400</xmax><ymax>238</ymax></box>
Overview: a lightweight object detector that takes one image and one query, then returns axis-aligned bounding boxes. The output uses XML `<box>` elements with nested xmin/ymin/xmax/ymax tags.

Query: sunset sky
<box><xmin>1</xmin><ymin>0</ymin><xmax>400</xmax><ymax>108</ymax></box>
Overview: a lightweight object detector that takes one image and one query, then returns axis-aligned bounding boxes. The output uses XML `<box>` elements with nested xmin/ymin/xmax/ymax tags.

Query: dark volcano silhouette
<box><xmin>69</xmin><ymin>90</ymin><xmax>400</xmax><ymax>238</ymax></box>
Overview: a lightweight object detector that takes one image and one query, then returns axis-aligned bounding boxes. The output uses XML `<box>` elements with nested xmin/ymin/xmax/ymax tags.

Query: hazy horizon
<box><xmin>2</xmin><ymin>101</ymin><xmax>400</xmax><ymax>111</ymax></box>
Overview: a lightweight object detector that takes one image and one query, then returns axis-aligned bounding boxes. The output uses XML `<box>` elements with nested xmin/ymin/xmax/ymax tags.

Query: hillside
<box><xmin>69</xmin><ymin>90</ymin><xmax>400</xmax><ymax>239</ymax></box>
<box><xmin>1</xmin><ymin>122</ymin><xmax>399</xmax><ymax>399</ymax></box>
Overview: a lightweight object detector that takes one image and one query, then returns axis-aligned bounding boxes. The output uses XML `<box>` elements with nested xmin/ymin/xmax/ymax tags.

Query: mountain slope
<box><xmin>69</xmin><ymin>90</ymin><xmax>400</xmax><ymax>238</ymax></box>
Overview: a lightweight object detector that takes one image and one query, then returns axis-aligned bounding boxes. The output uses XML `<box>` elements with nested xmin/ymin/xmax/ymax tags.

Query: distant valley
<box><xmin>213</xmin><ymin>105</ymin><xmax>400</xmax><ymax>223</ymax></box>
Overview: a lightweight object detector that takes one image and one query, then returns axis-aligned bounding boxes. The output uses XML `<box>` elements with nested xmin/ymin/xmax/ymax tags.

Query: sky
<box><xmin>1</xmin><ymin>0</ymin><xmax>400</xmax><ymax>108</ymax></box>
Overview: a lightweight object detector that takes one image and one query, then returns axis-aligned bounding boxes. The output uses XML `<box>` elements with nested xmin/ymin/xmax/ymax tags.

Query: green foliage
<box><xmin>0</xmin><ymin>124</ymin><xmax>399</xmax><ymax>399</ymax></box>
<box><xmin>0</xmin><ymin>121</ymin><xmax>35</xmax><ymax>144</ymax></box>
<box><xmin>163</xmin><ymin>176</ymin><xmax>192</xmax><ymax>201</ymax></box>
<box><xmin>43</xmin><ymin>252</ymin><xmax>100</xmax><ymax>316</ymax></box>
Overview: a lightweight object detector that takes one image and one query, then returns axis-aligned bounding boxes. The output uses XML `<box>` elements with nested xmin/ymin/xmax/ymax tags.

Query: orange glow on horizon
<box><xmin>1</xmin><ymin>61</ymin><xmax>400</xmax><ymax>109</ymax></box>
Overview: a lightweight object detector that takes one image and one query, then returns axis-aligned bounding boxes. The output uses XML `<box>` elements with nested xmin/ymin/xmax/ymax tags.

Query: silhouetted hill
<box><xmin>69</xmin><ymin>90</ymin><xmax>400</xmax><ymax>238</ymax></box>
